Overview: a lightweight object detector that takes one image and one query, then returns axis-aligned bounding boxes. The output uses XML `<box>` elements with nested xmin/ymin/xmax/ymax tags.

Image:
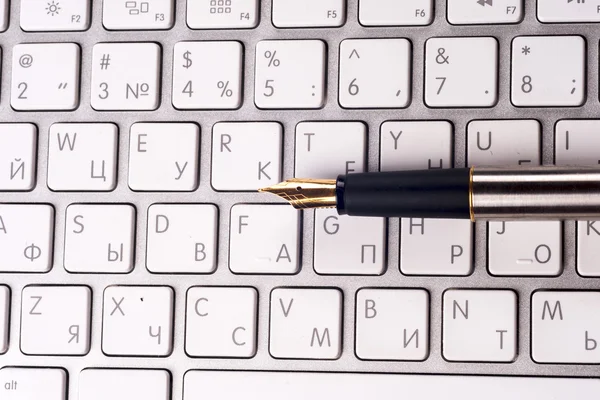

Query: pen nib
<box><xmin>259</xmin><ymin>178</ymin><xmax>337</xmax><ymax>210</ymax></box>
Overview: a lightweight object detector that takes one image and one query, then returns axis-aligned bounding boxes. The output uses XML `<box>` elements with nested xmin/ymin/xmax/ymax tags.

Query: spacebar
<box><xmin>184</xmin><ymin>371</ymin><xmax>600</xmax><ymax>399</ymax></box>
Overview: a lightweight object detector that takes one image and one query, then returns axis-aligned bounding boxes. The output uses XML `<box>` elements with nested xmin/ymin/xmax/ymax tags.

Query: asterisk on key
<box><xmin>521</xmin><ymin>46</ymin><xmax>531</xmax><ymax>55</ymax></box>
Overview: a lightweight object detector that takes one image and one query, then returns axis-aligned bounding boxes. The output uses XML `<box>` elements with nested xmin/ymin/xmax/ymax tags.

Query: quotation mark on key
<box><xmin>264</xmin><ymin>51</ymin><xmax>280</xmax><ymax>67</ymax></box>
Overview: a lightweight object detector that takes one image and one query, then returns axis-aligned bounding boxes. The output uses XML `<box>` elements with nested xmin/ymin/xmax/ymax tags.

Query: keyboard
<box><xmin>1</xmin><ymin>0</ymin><xmax>600</xmax><ymax>398</ymax></box>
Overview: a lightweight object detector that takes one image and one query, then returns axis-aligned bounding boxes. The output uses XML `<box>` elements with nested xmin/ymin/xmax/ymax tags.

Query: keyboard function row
<box><xmin>5</xmin><ymin>36</ymin><xmax>587</xmax><ymax>111</ymax></box>
<box><xmin>1</xmin><ymin>285</ymin><xmax>599</xmax><ymax>363</ymax></box>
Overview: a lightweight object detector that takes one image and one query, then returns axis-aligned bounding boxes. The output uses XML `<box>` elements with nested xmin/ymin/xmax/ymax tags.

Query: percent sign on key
<box><xmin>217</xmin><ymin>81</ymin><xmax>233</xmax><ymax>97</ymax></box>
<box><xmin>264</xmin><ymin>50</ymin><xmax>280</xmax><ymax>67</ymax></box>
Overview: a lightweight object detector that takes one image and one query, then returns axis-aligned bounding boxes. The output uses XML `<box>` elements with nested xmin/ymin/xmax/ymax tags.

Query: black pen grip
<box><xmin>336</xmin><ymin>169</ymin><xmax>471</xmax><ymax>219</ymax></box>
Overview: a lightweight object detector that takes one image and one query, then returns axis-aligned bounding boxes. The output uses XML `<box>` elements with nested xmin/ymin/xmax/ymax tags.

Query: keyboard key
<box><xmin>0</xmin><ymin>286</ymin><xmax>8</xmax><ymax>354</ymax></box>
<box><xmin>21</xmin><ymin>0</ymin><xmax>90</xmax><ymax>31</ymax></box>
<box><xmin>187</xmin><ymin>0</ymin><xmax>258</xmax><ymax>29</ymax></box>
<box><xmin>0</xmin><ymin>0</ymin><xmax>7</xmax><ymax>31</ymax></box>
<box><xmin>272</xmin><ymin>0</ymin><xmax>345</xmax><ymax>27</ymax></box>
<box><xmin>229</xmin><ymin>204</ymin><xmax>300</xmax><ymax>274</ymax></box>
<box><xmin>20</xmin><ymin>285</ymin><xmax>91</xmax><ymax>355</ymax></box>
<box><xmin>11</xmin><ymin>43</ymin><xmax>80</xmax><ymax>111</ymax></box>
<box><xmin>0</xmin><ymin>204</ymin><xmax>54</xmax><ymax>273</ymax></box>
<box><xmin>295</xmin><ymin>122</ymin><xmax>366</xmax><ymax>178</ymax></box>
<box><xmin>577</xmin><ymin>221</ymin><xmax>600</xmax><ymax>277</ymax></box>
<box><xmin>356</xmin><ymin>289</ymin><xmax>429</xmax><ymax>360</ymax></box>
<box><xmin>400</xmin><ymin>218</ymin><xmax>473</xmax><ymax>276</ymax></box>
<box><xmin>186</xmin><ymin>287</ymin><xmax>257</xmax><ymax>357</ymax></box>
<box><xmin>314</xmin><ymin>209</ymin><xmax>385</xmax><ymax>275</ymax></box>
<box><xmin>147</xmin><ymin>204</ymin><xmax>218</xmax><ymax>273</ymax></box>
<box><xmin>359</xmin><ymin>0</ymin><xmax>433</xmax><ymax>26</ymax></box>
<box><xmin>270</xmin><ymin>288</ymin><xmax>342</xmax><ymax>359</ymax></box>
<box><xmin>211</xmin><ymin>122</ymin><xmax>282</xmax><ymax>191</ymax></box>
<box><xmin>538</xmin><ymin>0</ymin><xmax>600</xmax><ymax>23</ymax></box>
<box><xmin>183</xmin><ymin>371</ymin><xmax>600</xmax><ymax>399</ymax></box>
<box><xmin>555</xmin><ymin>120</ymin><xmax>600</xmax><ymax>166</ymax></box>
<box><xmin>447</xmin><ymin>0</ymin><xmax>523</xmax><ymax>25</ymax></box>
<box><xmin>443</xmin><ymin>290</ymin><xmax>517</xmax><ymax>362</ymax></box>
<box><xmin>48</xmin><ymin>123</ymin><xmax>118</xmax><ymax>191</ymax></box>
<box><xmin>64</xmin><ymin>204</ymin><xmax>135</xmax><ymax>273</ymax></box>
<box><xmin>339</xmin><ymin>39</ymin><xmax>411</xmax><ymax>108</ymax></box>
<box><xmin>0</xmin><ymin>368</ymin><xmax>67</xmax><ymax>400</ymax></box>
<box><xmin>91</xmin><ymin>42</ymin><xmax>161</xmax><ymax>110</ymax></box>
<box><xmin>488</xmin><ymin>221</ymin><xmax>562</xmax><ymax>276</ymax></box>
<box><xmin>425</xmin><ymin>37</ymin><xmax>497</xmax><ymax>107</ymax></box>
<box><xmin>0</xmin><ymin>124</ymin><xmax>37</xmax><ymax>191</ymax></box>
<box><xmin>255</xmin><ymin>40</ymin><xmax>326</xmax><ymax>109</ymax></box>
<box><xmin>128</xmin><ymin>123</ymin><xmax>200</xmax><ymax>191</ymax></box>
<box><xmin>79</xmin><ymin>369</ymin><xmax>170</xmax><ymax>400</ymax></box>
<box><xmin>467</xmin><ymin>120</ymin><xmax>541</xmax><ymax>166</ymax></box>
<box><xmin>103</xmin><ymin>0</ymin><xmax>174</xmax><ymax>30</ymax></box>
<box><xmin>511</xmin><ymin>36</ymin><xmax>585</xmax><ymax>107</ymax></box>
<box><xmin>173</xmin><ymin>41</ymin><xmax>243</xmax><ymax>109</ymax></box>
<box><xmin>380</xmin><ymin>121</ymin><xmax>453</xmax><ymax>171</ymax></box>
<box><xmin>102</xmin><ymin>286</ymin><xmax>173</xmax><ymax>356</ymax></box>
<box><xmin>532</xmin><ymin>291</ymin><xmax>600</xmax><ymax>363</ymax></box>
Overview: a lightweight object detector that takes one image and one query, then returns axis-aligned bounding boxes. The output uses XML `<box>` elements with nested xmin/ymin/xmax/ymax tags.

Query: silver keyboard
<box><xmin>1</xmin><ymin>0</ymin><xmax>600</xmax><ymax>399</ymax></box>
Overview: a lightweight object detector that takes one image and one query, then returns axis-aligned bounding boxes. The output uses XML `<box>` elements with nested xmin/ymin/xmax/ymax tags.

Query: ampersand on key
<box><xmin>436</xmin><ymin>48</ymin><xmax>450</xmax><ymax>65</ymax></box>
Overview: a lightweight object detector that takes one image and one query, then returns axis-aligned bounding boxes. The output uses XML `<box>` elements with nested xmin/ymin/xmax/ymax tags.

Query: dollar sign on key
<box><xmin>183</xmin><ymin>51</ymin><xmax>193</xmax><ymax>69</ymax></box>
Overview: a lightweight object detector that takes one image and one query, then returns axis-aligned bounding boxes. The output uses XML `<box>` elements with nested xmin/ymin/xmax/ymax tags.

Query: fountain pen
<box><xmin>259</xmin><ymin>166</ymin><xmax>600</xmax><ymax>221</ymax></box>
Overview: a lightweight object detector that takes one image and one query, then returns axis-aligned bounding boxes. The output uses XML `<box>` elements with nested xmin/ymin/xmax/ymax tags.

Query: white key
<box><xmin>147</xmin><ymin>204</ymin><xmax>218</xmax><ymax>273</ymax></box>
<box><xmin>443</xmin><ymin>290</ymin><xmax>517</xmax><ymax>362</ymax></box>
<box><xmin>187</xmin><ymin>0</ymin><xmax>258</xmax><ymax>29</ymax></box>
<box><xmin>102</xmin><ymin>286</ymin><xmax>173</xmax><ymax>356</ymax></box>
<box><xmin>64</xmin><ymin>204</ymin><xmax>135</xmax><ymax>273</ymax></box>
<box><xmin>183</xmin><ymin>371</ymin><xmax>600</xmax><ymax>400</ymax></box>
<box><xmin>314</xmin><ymin>209</ymin><xmax>385</xmax><ymax>275</ymax></box>
<box><xmin>273</xmin><ymin>0</ymin><xmax>345</xmax><ymax>27</ymax></box>
<box><xmin>103</xmin><ymin>0</ymin><xmax>174</xmax><ymax>30</ymax></box>
<box><xmin>355</xmin><ymin>289</ymin><xmax>429</xmax><ymax>361</ymax></box>
<box><xmin>488</xmin><ymin>221</ymin><xmax>562</xmax><ymax>276</ymax></box>
<box><xmin>511</xmin><ymin>36</ymin><xmax>585</xmax><ymax>107</ymax></box>
<box><xmin>401</xmin><ymin>218</ymin><xmax>473</xmax><ymax>275</ymax></box>
<box><xmin>425</xmin><ymin>37</ymin><xmax>498</xmax><ymax>107</ymax></box>
<box><xmin>48</xmin><ymin>123</ymin><xmax>118</xmax><ymax>191</ymax></box>
<box><xmin>173</xmin><ymin>41</ymin><xmax>242</xmax><ymax>110</ymax></box>
<box><xmin>380</xmin><ymin>121</ymin><xmax>453</xmax><ymax>171</ymax></box>
<box><xmin>447</xmin><ymin>0</ymin><xmax>523</xmax><ymax>25</ymax></box>
<box><xmin>255</xmin><ymin>40</ymin><xmax>326</xmax><ymax>109</ymax></box>
<box><xmin>532</xmin><ymin>291</ymin><xmax>600</xmax><ymax>363</ymax></box>
<box><xmin>186</xmin><ymin>287</ymin><xmax>257</xmax><ymax>357</ymax></box>
<box><xmin>339</xmin><ymin>39</ymin><xmax>411</xmax><ymax>108</ymax></box>
<box><xmin>270</xmin><ymin>288</ymin><xmax>342</xmax><ymax>359</ymax></box>
<box><xmin>295</xmin><ymin>122</ymin><xmax>366</xmax><ymax>178</ymax></box>
<box><xmin>212</xmin><ymin>122</ymin><xmax>282</xmax><ymax>191</ymax></box>
<box><xmin>80</xmin><ymin>369</ymin><xmax>169</xmax><ymax>400</ymax></box>
<box><xmin>578</xmin><ymin>221</ymin><xmax>600</xmax><ymax>277</ymax></box>
<box><xmin>128</xmin><ymin>123</ymin><xmax>200</xmax><ymax>191</ymax></box>
<box><xmin>538</xmin><ymin>0</ymin><xmax>600</xmax><ymax>23</ymax></box>
<box><xmin>0</xmin><ymin>124</ymin><xmax>37</xmax><ymax>191</ymax></box>
<box><xmin>0</xmin><ymin>286</ymin><xmax>8</xmax><ymax>354</ymax></box>
<box><xmin>229</xmin><ymin>204</ymin><xmax>300</xmax><ymax>274</ymax></box>
<box><xmin>0</xmin><ymin>0</ymin><xmax>7</xmax><ymax>31</ymax></box>
<box><xmin>91</xmin><ymin>43</ymin><xmax>161</xmax><ymax>110</ymax></box>
<box><xmin>0</xmin><ymin>368</ymin><xmax>67</xmax><ymax>400</ymax></box>
<box><xmin>11</xmin><ymin>43</ymin><xmax>80</xmax><ymax>111</ymax></box>
<box><xmin>21</xmin><ymin>285</ymin><xmax>91</xmax><ymax>355</ymax></box>
<box><xmin>467</xmin><ymin>120</ymin><xmax>541</xmax><ymax>166</ymax></box>
<box><xmin>21</xmin><ymin>0</ymin><xmax>90</xmax><ymax>31</ymax></box>
<box><xmin>359</xmin><ymin>0</ymin><xmax>433</xmax><ymax>26</ymax></box>
<box><xmin>555</xmin><ymin>120</ymin><xmax>600</xmax><ymax>166</ymax></box>
<box><xmin>0</xmin><ymin>205</ymin><xmax>54</xmax><ymax>273</ymax></box>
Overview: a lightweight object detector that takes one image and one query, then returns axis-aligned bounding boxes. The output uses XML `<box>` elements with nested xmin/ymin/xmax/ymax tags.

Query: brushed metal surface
<box><xmin>0</xmin><ymin>1</ymin><xmax>599</xmax><ymax>399</ymax></box>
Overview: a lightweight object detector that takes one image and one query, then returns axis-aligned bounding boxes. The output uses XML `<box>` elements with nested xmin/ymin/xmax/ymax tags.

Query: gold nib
<box><xmin>259</xmin><ymin>178</ymin><xmax>337</xmax><ymax>210</ymax></box>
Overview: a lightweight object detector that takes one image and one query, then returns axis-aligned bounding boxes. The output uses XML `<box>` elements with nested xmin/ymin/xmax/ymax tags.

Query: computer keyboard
<box><xmin>1</xmin><ymin>0</ymin><xmax>600</xmax><ymax>399</ymax></box>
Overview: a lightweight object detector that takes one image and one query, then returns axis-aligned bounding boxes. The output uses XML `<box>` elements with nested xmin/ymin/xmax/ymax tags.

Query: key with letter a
<box><xmin>532</xmin><ymin>291</ymin><xmax>600</xmax><ymax>363</ymax></box>
<box><xmin>0</xmin><ymin>124</ymin><xmax>37</xmax><ymax>191</ymax></box>
<box><xmin>0</xmin><ymin>368</ymin><xmax>67</xmax><ymax>400</ymax></box>
<box><xmin>0</xmin><ymin>204</ymin><xmax>54</xmax><ymax>272</ymax></box>
<box><xmin>20</xmin><ymin>285</ymin><xmax>91</xmax><ymax>355</ymax></box>
<box><xmin>270</xmin><ymin>288</ymin><xmax>342</xmax><ymax>359</ymax></box>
